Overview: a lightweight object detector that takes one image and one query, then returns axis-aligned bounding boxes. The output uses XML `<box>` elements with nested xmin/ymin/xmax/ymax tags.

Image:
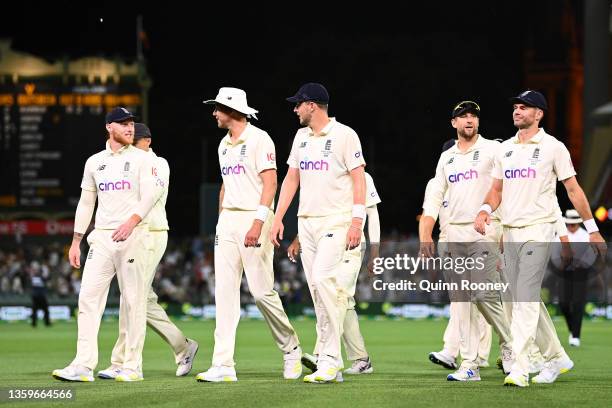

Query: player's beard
<box><xmin>299</xmin><ymin>111</ymin><xmax>312</xmax><ymax>127</ymax></box>
<box><xmin>458</xmin><ymin>126</ymin><xmax>478</xmax><ymax>140</ymax></box>
<box><xmin>112</xmin><ymin>130</ymin><xmax>134</xmax><ymax>146</ymax></box>
<box><xmin>514</xmin><ymin>115</ymin><xmax>534</xmax><ymax>129</ymax></box>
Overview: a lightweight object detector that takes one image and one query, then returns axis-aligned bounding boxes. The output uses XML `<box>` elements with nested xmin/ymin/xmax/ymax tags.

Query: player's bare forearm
<box><xmin>419</xmin><ymin>215</ymin><xmax>435</xmax><ymax>242</ymax></box>
<box><xmin>258</xmin><ymin>169</ymin><xmax>277</xmax><ymax>208</ymax></box>
<box><xmin>482</xmin><ymin>178</ymin><xmax>503</xmax><ymax>211</ymax></box>
<box><xmin>275</xmin><ymin>168</ymin><xmax>299</xmax><ymax>221</ymax></box>
<box><xmin>562</xmin><ymin>177</ymin><xmax>594</xmax><ymax>221</ymax></box>
<box><xmin>350</xmin><ymin>166</ymin><xmax>366</xmax><ymax>207</ymax></box>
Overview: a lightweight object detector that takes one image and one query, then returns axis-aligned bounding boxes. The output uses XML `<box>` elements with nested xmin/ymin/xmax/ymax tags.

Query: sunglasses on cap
<box><xmin>453</xmin><ymin>100</ymin><xmax>481</xmax><ymax>112</ymax></box>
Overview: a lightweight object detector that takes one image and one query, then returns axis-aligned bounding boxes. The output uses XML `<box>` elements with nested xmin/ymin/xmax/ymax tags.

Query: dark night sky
<box><xmin>1</xmin><ymin>1</ymin><xmax>574</xmax><ymax>236</ymax></box>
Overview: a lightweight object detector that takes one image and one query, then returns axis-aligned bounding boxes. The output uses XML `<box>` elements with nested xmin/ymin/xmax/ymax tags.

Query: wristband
<box><xmin>583</xmin><ymin>218</ymin><xmax>599</xmax><ymax>233</ymax></box>
<box><xmin>255</xmin><ymin>205</ymin><xmax>269</xmax><ymax>222</ymax></box>
<box><xmin>352</xmin><ymin>204</ymin><xmax>366</xmax><ymax>219</ymax></box>
<box><xmin>479</xmin><ymin>204</ymin><xmax>492</xmax><ymax>215</ymax></box>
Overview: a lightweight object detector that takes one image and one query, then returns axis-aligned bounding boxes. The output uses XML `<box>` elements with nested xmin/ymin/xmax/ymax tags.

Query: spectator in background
<box><xmin>30</xmin><ymin>260</ymin><xmax>51</xmax><ymax>327</ymax></box>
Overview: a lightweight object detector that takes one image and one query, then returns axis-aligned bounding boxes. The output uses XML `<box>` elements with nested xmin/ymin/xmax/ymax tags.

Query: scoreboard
<box><xmin>0</xmin><ymin>81</ymin><xmax>142</xmax><ymax>211</ymax></box>
<box><xmin>0</xmin><ymin>38</ymin><xmax>148</xmax><ymax>215</ymax></box>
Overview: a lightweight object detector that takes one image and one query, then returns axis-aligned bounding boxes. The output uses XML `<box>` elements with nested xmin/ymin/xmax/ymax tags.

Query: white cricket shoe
<box><xmin>115</xmin><ymin>368</ymin><xmax>143</xmax><ymax>382</ymax></box>
<box><xmin>504</xmin><ymin>371</ymin><xmax>529</xmax><ymax>387</ymax></box>
<box><xmin>176</xmin><ymin>339</ymin><xmax>199</xmax><ymax>377</ymax></box>
<box><xmin>428</xmin><ymin>351</ymin><xmax>458</xmax><ymax>370</ymax></box>
<box><xmin>344</xmin><ymin>357</ymin><xmax>374</xmax><ymax>375</ymax></box>
<box><xmin>304</xmin><ymin>357</ymin><xmax>339</xmax><ymax>384</ymax></box>
<box><xmin>52</xmin><ymin>365</ymin><xmax>94</xmax><ymax>382</ymax></box>
<box><xmin>477</xmin><ymin>358</ymin><xmax>490</xmax><ymax>368</ymax></box>
<box><xmin>569</xmin><ymin>335</ymin><xmax>581</xmax><ymax>347</ymax></box>
<box><xmin>532</xmin><ymin>358</ymin><xmax>574</xmax><ymax>384</ymax></box>
<box><xmin>97</xmin><ymin>364</ymin><xmax>121</xmax><ymax>379</ymax></box>
<box><xmin>283</xmin><ymin>346</ymin><xmax>303</xmax><ymax>379</ymax></box>
<box><xmin>447</xmin><ymin>367</ymin><xmax>481</xmax><ymax>381</ymax></box>
<box><xmin>196</xmin><ymin>366</ymin><xmax>237</xmax><ymax>382</ymax></box>
<box><xmin>528</xmin><ymin>359</ymin><xmax>545</xmax><ymax>374</ymax></box>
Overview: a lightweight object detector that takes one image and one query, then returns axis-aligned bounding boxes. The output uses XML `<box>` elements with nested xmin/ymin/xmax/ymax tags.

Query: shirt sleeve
<box><xmin>133</xmin><ymin>153</ymin><xmax>159</xmax><ymax>220</ymax></box>
<box><xmin>365</xmin><ymin>173</ymin><xmax>381</xmax><ymax>207</ymax></box>
<box><xmin>255</xmin><ymin>133</ymin><xmax>277</xmax><ymax>173</ymax></box>
<box><xmin>80</xmin><ymin>157</ymin><xmax>96</xmax><ymax>192</ymax></box>
<box><xmin>287</xmin><ymin>133</ymin><xmax>300</xmax><ymax>169</ymax></box>
<box><xmin>553</xmin><ymin>141</ymin><xmax>577</xmax><ymax>181</ymax></box>
<box><xmin>156</xmin><ymin>157</ymin><xmax>170</xmax><ymax>190</ymax></box>
<box><xmin>343</xmin><ymin>130</ymin><xmax>366</xmax><ymax>171</ymax></box>
<box><xmin>491</xmin><ymin>143</ymin><xmax>504</xmax><ymax>180</ymax></box>
<box><xmin>422</xmin><ymin>155</ymin><xmax>448</xmax><ymax>220</ymax></box>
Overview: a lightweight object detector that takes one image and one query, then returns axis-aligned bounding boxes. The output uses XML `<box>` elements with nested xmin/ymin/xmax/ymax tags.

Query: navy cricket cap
<box><xmin>286</xmin><ymin>83</ymin><xmax>330</xmax><ymax>104</ymax></box>
<box><xmin>105</xmin><ymin>107</ymin><xmax>136</xmax><ymax>124</ymax></box>
<box><xmin>134</xmin><ymin>123</ymin><xmax>151</xmax><ymax>140</ymax></box>
<box><xmin>509</xmin><ymin>90</ymin><xmax>548</xmax><ymax>111</ymax></box>
<box><xmin>451</xmin><ymin>100</ymin><xmax>480</xmax><ymax>118</ymax></box>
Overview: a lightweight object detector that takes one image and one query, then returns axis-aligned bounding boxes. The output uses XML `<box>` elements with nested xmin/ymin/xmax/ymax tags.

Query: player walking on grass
<box><xmin>474</xmin><ymin>90</ymin><xmax>606</xmax><ymax>387</ymax></box>
<box><xmin>97</xmin><ymin>123</ymin><xmax>199</xmax><ymax>380</ymax></box>
<box><xmin>420</xmin><ymin>100</ymin><xmax>514</xmax><ymax>382</ymax></box>
<box><xmin>52</xmin><ymin>107</ymin><xmax>160</xmax><ymax>382</ymax></box>
<box><xmin>270</xmin><ymin>83</ymin><xmax>366</xmax><ymax>384</ymax></box>
<box><xmin>196</xmin><ymin>88</ymin><xmax>302</xmax><ymax>383</ymax></box>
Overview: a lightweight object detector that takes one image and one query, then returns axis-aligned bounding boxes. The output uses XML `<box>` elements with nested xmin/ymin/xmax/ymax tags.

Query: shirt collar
<box><xmin>223</xmin><ymin>123</ymin><xmax>252</xmax><ymax>146</ymax></box>
<box><xmin>512</xmin><ymin>128</ymin><xmax>546</xmax><ymax>144</ymax></box>
<box><xmin>308</xmin><ymin>117</ymin><xmax>337</xmax><ymax>136</ymax></box>
<box><xmin>105</xmin><ymin>140</ymin><xmax>131</xmax><ymax>156</ymax></box>
<box><xmin>450</xmin><ymin>134</ymin><xmax>483</xmax><ymax>154</ymax></box>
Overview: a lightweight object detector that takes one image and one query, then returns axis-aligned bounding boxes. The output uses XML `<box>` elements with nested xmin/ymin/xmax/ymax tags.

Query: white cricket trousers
<box><xmin>442</xmin><ymin>302</ymin><xmax>492</xmax><ymax>361</ymax></box>
<box><xmin>446</xmin><ymin>222</ymin><xmax>512</xmax><ymax>370</ymax></box>
<box><xmin>213</xmin><ymin>209</ymin><xmax>299</xmax><ymax>367</ymax></box>
<box><xmin>311</xmin><ymin>240</ymin><xmax>368</xmax><ymax>361</ymax></box>
<box><xmin>71</xmin><ymin>226</ymin><xmax>154</xmax><ymax>371</ymax></box>
<box><xmin>111</xmin><ymin>231</ymin><xmax>189</xmax><ymax>368</ymax></box>
<box><xmin>503</xmin><ymin>222</ymin><xmax>565</xmax><ymax>376</ymax></box>
<box><xmin>298</xmin><ymin>212</ymin><xmax>352</xmax><ymax>361</ymax></box>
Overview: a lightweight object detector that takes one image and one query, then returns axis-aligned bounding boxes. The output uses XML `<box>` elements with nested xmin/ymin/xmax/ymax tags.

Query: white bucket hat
<box><xmin>563</xmin><ymin>209</ymin><xmax>583</xmax><ymax>224</ymax></box>
<box><xmin>203</xmin><ymin>87</ymin><xmax>258</xmax><ymax>120</ymax></box>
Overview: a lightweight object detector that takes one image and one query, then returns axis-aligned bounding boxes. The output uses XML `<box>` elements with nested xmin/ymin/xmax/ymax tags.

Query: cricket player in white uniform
<box><xmin>52</xmin><ymin>107</ymin><xmax>160</xmax><ymax>382</ymax></box>
<box><xmin>271</xmin><ymin>83</ymin><xmax>366</xmax><ymax>384</ymax></box>
<box><xmin>97</xmin><ymin>123</ymin><xmax>199</xmax><ymax>380</ymax></box>
<box><xmin>420</xmin><ymin>101</ymin><xmax>513</xmax><ymax>381</ymax></box>
<box><xmin>289</xmin><ymin>172</ymin><xmax>380</xmax><ymax>376</ymax></box>
<box><xmin>474</xmin><ymin>90</ymin><xmax>607</xmax><ymax>387</ymax></box>
<box><xmin>426</xmin><ymin>139</ymin><xmax>492</xmax><ymax>371</ymax></box>
<box><xmin>196</xmin><ymin>88</ymin><xmax>302</xmax><ymax>383</ymax></box>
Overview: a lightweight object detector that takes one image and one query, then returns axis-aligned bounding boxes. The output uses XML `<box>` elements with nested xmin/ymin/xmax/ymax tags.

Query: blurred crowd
<box><xmin>1</xmin><ymin>232</ymin><xmax>609</xmax><ymax>306</ymax></box>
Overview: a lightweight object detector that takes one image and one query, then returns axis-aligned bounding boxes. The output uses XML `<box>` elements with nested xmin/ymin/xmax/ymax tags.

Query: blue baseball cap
<box><xmin>105</xmin><ymin>107</ymin><xmax>136</xmax><ymax>123</ymax></box>
<box><xmin>509</xmin><ymin>90</ymin><xmax>548</xmax><ymax>111</ymax></box>
<box><xmin>286</xmin><ymin>83</ymin><xmax>330</xmax><ymax>104</ymax></box>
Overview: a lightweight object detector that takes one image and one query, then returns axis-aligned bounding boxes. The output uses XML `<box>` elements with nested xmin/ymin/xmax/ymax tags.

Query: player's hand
<box><xmin>244</xmin><ymin>220</ymin><xmax>263</xmax><ymax>247</ymax></box>
<box><xmin>474</xmin><ymin>210</ymin><xmax>491</xmax><ymax>235</ymax></box>
<box><xmin>287</xmin><ymin>237</ymin><xmax>300</xmax><ymax>263</ymax></box>
<box><xmin>270</xmin><ymin>219</ymin><xmax>284</xmax><ymax>248</ymax></box>
<box><xmin>346</xmin><ymin>218</ymin><xmax>362</xmax><ymax>250</ymax></box>
<box><xmin>589</xmin><ymin>231</ymin><xmax>607</xmax><ymax>260</ymax></box>
<box><xmin>69</xmin><ymin>243</ymin><xmax>81</xmax><ymax>268</ymax></box>
<box><xmin>112</xmin><ymin>215</ymin><xmax>139</xmax><ymax>242</ymax></box>
<box><xmin>419</xmin><ymin>238</ymin><xmax>435</xmax><ymax>259</ymax></box>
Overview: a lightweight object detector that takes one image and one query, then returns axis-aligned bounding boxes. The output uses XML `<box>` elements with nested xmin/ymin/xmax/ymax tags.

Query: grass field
<box><xmin>1</xmin><ymin>318</ymin><xmax>611</xmax><ymax>407</ymax></box>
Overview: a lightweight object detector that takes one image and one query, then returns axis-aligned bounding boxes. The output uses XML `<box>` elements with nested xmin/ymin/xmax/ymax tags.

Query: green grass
<box><xmin>0</xmin><ymin>318</ymin><xmax>611</xmax><ymax>407</ymax></box>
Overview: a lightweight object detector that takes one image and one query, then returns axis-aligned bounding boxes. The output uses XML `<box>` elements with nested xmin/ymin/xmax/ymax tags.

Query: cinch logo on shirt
<box><xmin>448</xmin><ymin>169</ymin><xmax>478</xmax><ymax>183</ymax></box>
<box><xmin>300</xmin><ymin>159</ymin><xmax>329</xmax><ymax>171</ymax></box>
<box><xmin>504</xmin><ymin>167</ymin><xmax>536</xmax><ymax>179</ymax></box>
<box><xmin>221</xmin><ymin>164</ymin><xmax>246</xmax><ymax>175</ymax></box>
<box><xmin>99</xmin><ymin>180</ymin><xmax>131</xmax><ymax>191</ymax></box>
